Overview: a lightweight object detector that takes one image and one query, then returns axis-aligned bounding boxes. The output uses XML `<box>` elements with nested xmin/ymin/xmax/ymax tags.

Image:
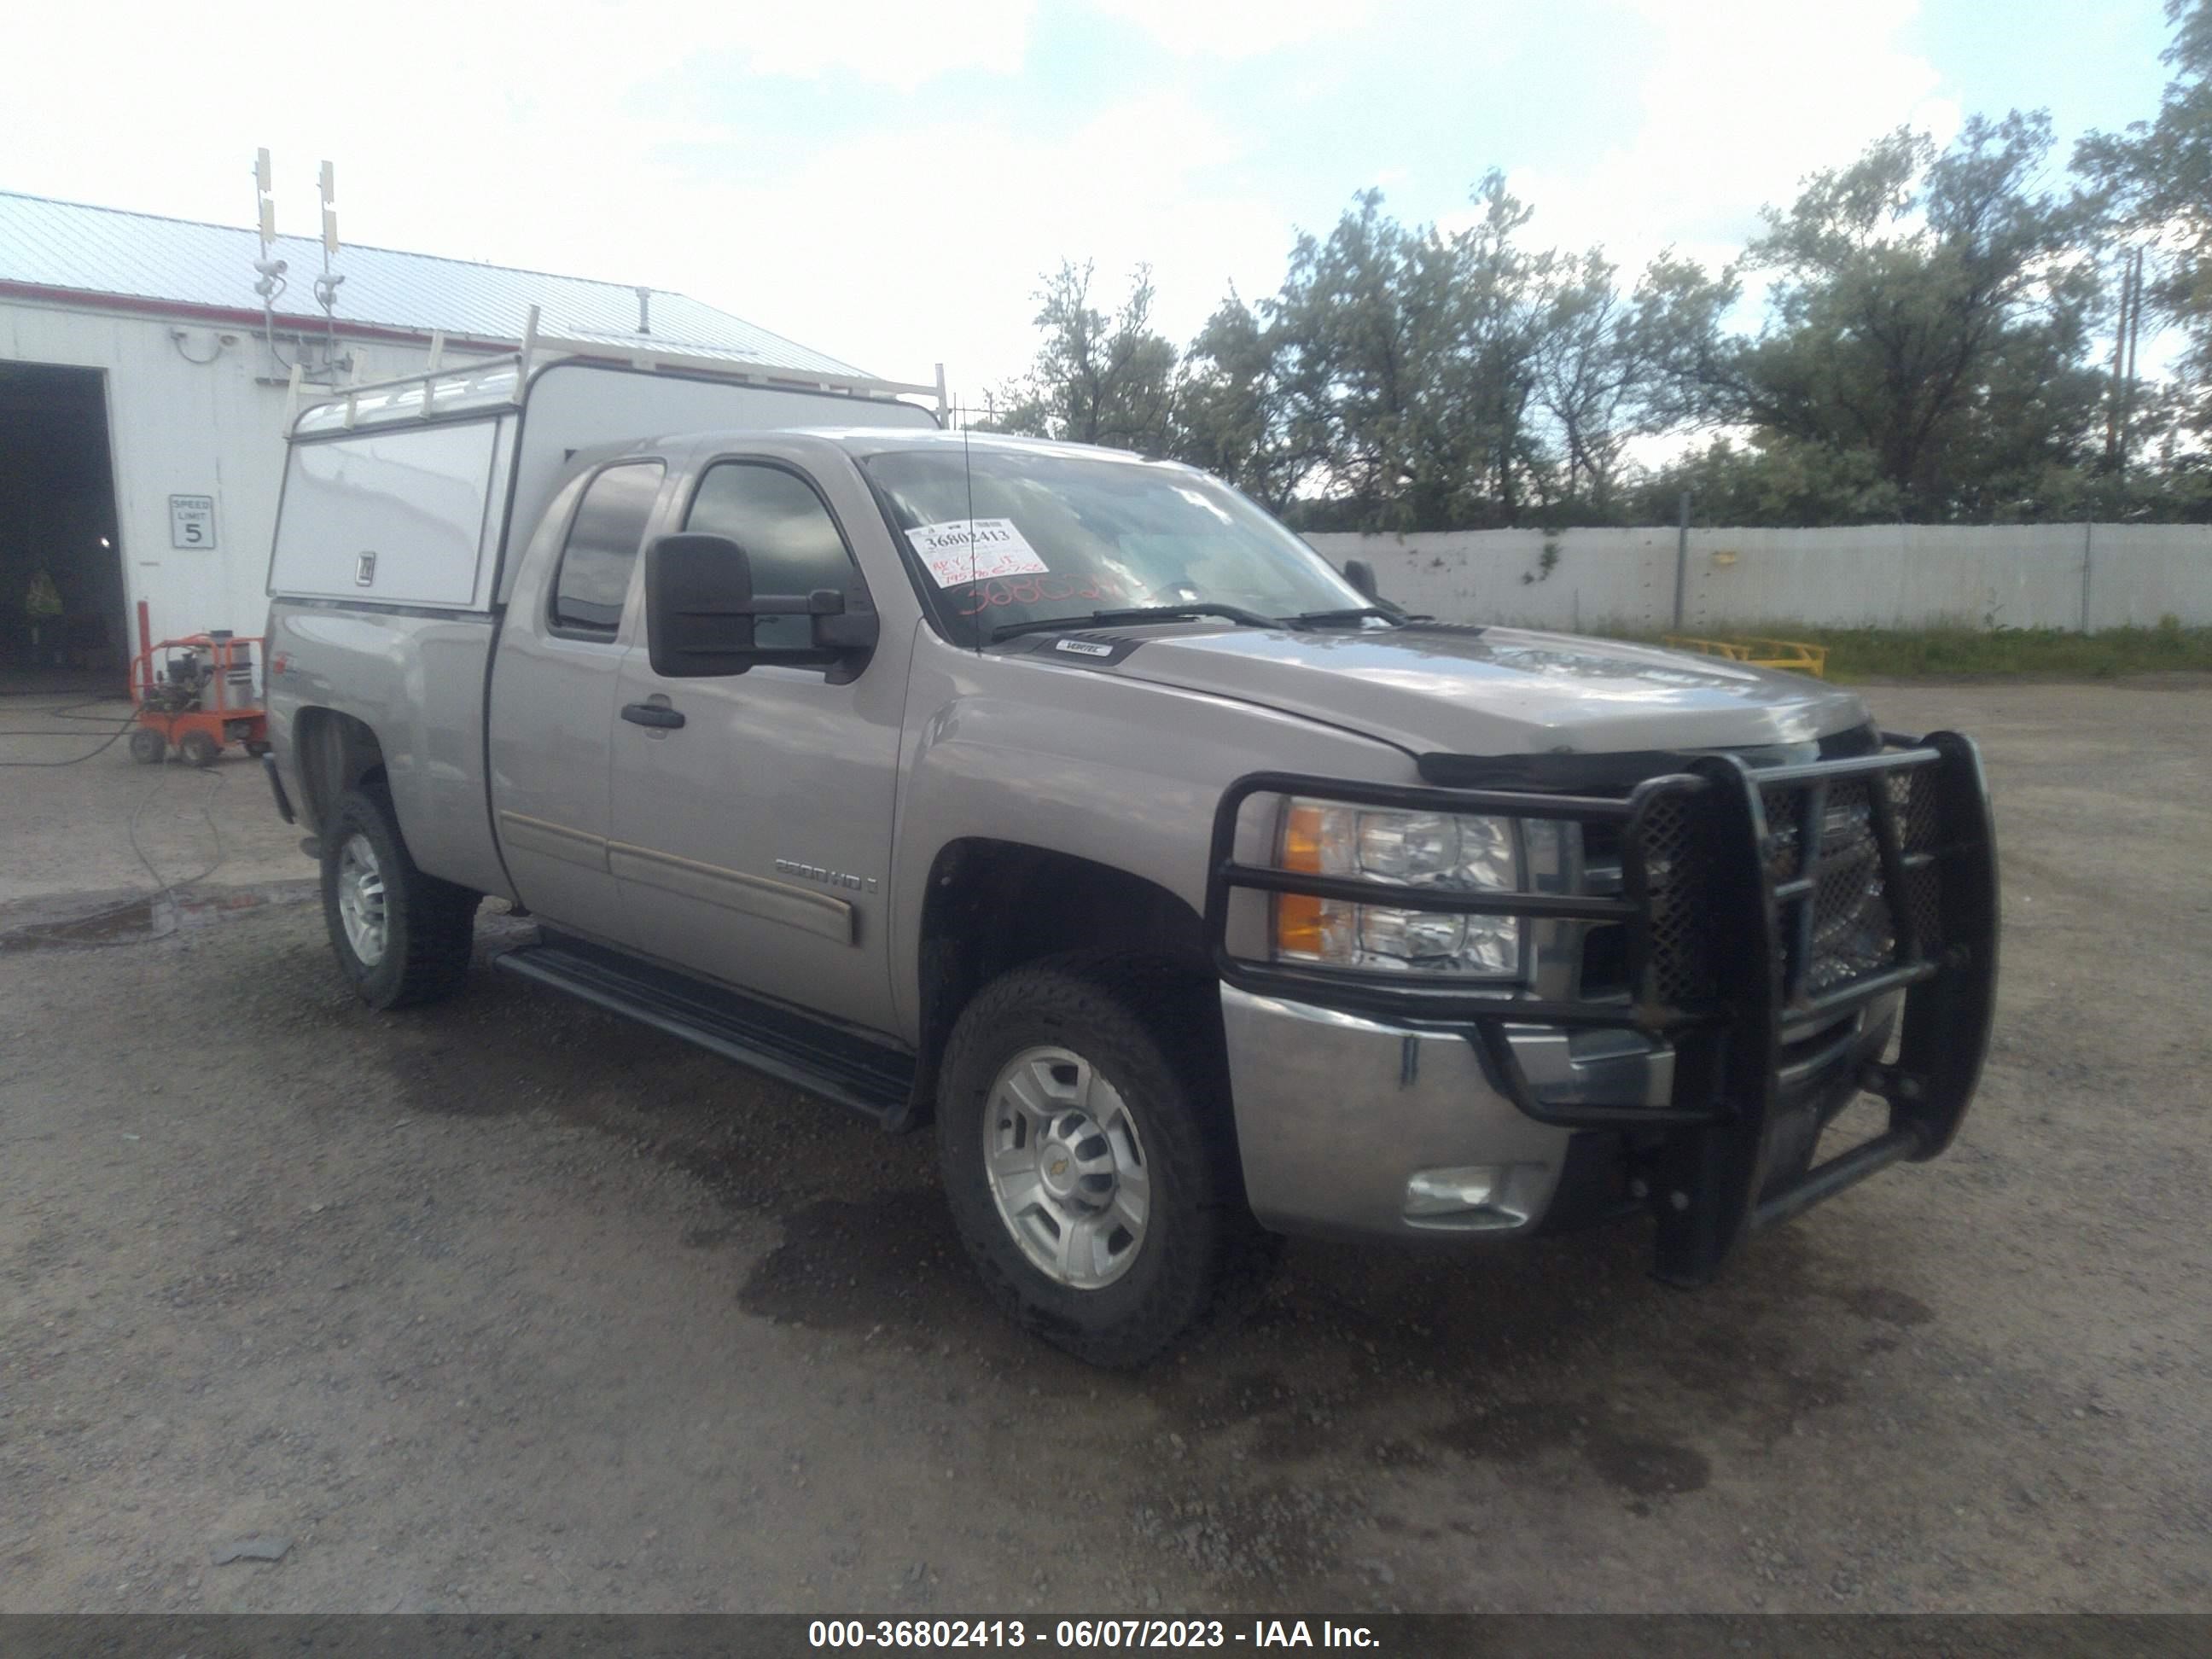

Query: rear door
<box><xmin>486</xmin><ymin>457</ymin><xmax>668</xmax><ymax>941</ymax></box>
<box><xmin>603</xmin><ymin>449</ymin><xmax>905</xmax><ymax>1036</ymax></box>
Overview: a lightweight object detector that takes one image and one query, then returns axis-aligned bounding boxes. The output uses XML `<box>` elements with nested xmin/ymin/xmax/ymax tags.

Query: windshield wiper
<box><xmin>989</xmin><ymin>604</ymin><xmax>1281</xmax><ymax>643</ymax></box>
<box><xmin>1283</xmin><ymin>605</ymin><xmax>1406</xmax><ymax>628</ymax></box>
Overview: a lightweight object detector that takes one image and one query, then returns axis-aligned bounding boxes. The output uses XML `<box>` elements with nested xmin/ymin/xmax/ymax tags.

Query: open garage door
<box><xmin>0</xmin><ymin>361</ymin><xmax>127</xmax><ymax>695</ymax></box>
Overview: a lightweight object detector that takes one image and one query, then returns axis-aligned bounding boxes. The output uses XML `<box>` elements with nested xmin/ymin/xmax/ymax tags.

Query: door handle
<box><xmin>620</xmin><ymin>701</ymin><xmax>686</xmax><ymax>730</ymax></box>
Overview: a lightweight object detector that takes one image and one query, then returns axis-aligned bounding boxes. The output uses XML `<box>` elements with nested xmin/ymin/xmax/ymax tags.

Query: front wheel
<box><xmin>319</xmin><ymin>788</ymin><xmax>480</xmax><ymax>1010</ymax></box>
<box><xmin>936</xmin><ymin>957</ymin><xmax>1276</xmax><ymax>1368</ymax></box>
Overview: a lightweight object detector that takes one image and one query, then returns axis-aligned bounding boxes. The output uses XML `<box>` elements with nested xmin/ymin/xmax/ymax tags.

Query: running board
<box><xmin>492</xmin><ymin>935</ymin><xmax>914</xmax><ymax>1123</ymax></box>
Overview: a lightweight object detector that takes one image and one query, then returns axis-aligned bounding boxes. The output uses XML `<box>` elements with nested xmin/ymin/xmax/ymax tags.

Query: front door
<box><xmin>605</xmin><ymin>457</ymin><xmax>904</xmax><ymax>1036</ymax></box>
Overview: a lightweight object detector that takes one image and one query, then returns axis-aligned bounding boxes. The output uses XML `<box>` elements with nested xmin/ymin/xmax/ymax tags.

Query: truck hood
<box><xmin>1102</xmin><ymin>624</ymin><xmax>1868</xmax><ymax>756</ymax></box>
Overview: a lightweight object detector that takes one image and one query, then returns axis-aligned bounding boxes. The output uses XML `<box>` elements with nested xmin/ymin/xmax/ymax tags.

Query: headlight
<box><xmin>1272</xmin><ymin>798</ymin><xmax>1523</xmax><ymax>979</ymax></box>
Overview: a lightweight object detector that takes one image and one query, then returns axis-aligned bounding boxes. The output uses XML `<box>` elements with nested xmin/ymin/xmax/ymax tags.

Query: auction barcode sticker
<box><xmin>905</xmin><ymin>518</ymin><xmax>1050</xmax><ymax>587</ymax></box>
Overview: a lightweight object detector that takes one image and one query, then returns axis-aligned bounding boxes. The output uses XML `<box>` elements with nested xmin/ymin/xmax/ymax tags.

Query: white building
<box><xmin>0</xmin><ymin>189</ymin><xmax>888</xmax><ymax>688</ymax></box>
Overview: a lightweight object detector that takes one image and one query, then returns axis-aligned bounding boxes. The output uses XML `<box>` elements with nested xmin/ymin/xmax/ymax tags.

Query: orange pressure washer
<box><xmin>127</xmin><ymin>600</ymin><xmax>270</xmax><ymax>767</ymax></box>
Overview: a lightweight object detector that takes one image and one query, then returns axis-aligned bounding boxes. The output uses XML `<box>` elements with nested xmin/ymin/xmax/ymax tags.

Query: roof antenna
<box><xmin>250</xmin><ymin>148</ymin><xmax>290</xmax><ymax>370</ymax></box>
<box><xmin>636</xmin><ymin>286</ymin><xmax>652</xmax><ymax>335</ymax></box>
<box><xmin>253</xmin><ymin>148</ymin><xmax>276</xmax><ymax>256</ymax></box>
<box><xmin>311</xmin><ymin>160</ymin><xmax>346</xmax><ymax>377</ymax></box>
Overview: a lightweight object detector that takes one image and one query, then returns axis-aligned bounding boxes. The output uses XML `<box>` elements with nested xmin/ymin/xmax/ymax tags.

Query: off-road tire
<box><xmin>936</xmin><ymin>954</ymin><xmax>1278</xmax><ymax>1368</ymax></box>
<box><xmin>320</xmin><ymin>787</ymin><xmax>480</xmax><ymax>1010</ymax></box>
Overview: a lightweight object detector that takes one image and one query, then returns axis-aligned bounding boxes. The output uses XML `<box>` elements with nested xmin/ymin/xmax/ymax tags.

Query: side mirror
<box><xmin>644</xmin><ymin>531</ymin><xmax>881</xmax><ymax>680</ymax></box>
<box><xmin>646</xmin><ymin>532</ymin><xmax>755</xmax><ymax>678</ymax></box>
<box><xmin>1342</xmin><ymin>558</ymin><xmax>1382</xmax><ymax>602</ymax></box>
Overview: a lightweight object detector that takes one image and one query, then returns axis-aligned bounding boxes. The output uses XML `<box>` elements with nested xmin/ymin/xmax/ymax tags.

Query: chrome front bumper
<box><xmin>1220</xmin><ymin>986</ymin><xmax>1580</xmax><ymax>1240</ymax></box>
<box><xmin>1221</xmin><ymin>983</ymin><xmax>1896</xmax><ymax>1244</ymax></box>
<box><xmin>1208</xmin><ymin>735</ymin><xmax>1997</xmax><ymax>1279</ymax></box>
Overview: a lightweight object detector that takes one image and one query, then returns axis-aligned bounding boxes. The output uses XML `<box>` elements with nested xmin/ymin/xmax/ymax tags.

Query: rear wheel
<box><xmin>936</xmin><ymin>956</ymin><xmax>1276</xmax><ymax>1368</ymax></box>
<box><xmin>178</xmin><ymin>730</ymin><xmax>220</xmax><ymax>768</ymax></box>
<box><xmin>319</xmin><ymin>788</ymin><xmax>480</xmax><ymax>1009</ymax></box>
<box><xmin>128</xmin><ymin>726</ymin><xmax>165</xmax><ymax>765</ymax></box>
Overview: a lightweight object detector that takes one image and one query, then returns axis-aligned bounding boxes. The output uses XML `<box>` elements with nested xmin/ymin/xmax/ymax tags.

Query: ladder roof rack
<box><xmin>290</xmin><ymin>306</ymin><xmax>942</xmax><ymax>438</ymax></box>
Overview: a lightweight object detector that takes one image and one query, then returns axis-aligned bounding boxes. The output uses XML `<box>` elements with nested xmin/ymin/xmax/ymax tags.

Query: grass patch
<box><xmin>1607</xmin><ymin>620</ymin><xmax>2212</xmax><ymax>682</ymax></box>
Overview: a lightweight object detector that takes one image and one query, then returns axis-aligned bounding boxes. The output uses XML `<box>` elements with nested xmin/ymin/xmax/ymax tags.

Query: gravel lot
<box><xmin>1</xmin><ymin>680</ymin><xmax>2206</xmax><ymax>1614</ymax></box>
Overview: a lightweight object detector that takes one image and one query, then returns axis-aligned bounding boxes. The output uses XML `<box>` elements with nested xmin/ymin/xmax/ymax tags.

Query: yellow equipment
<box><xmin>1662</xmin><ymin>635</ymin><xmax>1829</xmax><ymax>678</ymax></box>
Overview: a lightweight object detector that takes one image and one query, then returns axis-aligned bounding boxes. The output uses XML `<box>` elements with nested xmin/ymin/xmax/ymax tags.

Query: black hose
<box><xmin>0</xmin><ymin>697</ymin><xmax>140</xmax><ymax>765</ymax></box>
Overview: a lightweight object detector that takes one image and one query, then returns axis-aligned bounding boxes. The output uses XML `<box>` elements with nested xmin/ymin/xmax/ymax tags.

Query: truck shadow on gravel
<box><xmin>333</xmin><ymin>935</ymin><xmax>1961</xmax><ymax>1598</ymax></box>
<box><xmin>389</xmin><ymin>941</ymin><xmax>1940</xmax><ymax>1365</ymax></box>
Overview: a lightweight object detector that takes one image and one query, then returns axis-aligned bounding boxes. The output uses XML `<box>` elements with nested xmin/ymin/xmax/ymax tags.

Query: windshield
<box><xmin>861</xmin><ymin>445</ymin><xmax>1367</xmax><ymax>645</ymax></box>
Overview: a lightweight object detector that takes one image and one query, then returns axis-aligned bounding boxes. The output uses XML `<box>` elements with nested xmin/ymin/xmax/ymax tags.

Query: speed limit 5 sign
<box><xmin>169</xmin><ymin>494</ymin><xmax>216</xmax><ymax>549</ymax></box>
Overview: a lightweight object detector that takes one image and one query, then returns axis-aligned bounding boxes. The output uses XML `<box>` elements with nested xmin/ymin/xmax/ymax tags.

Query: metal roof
<box><xmin>0</xmin><ymin>189</ymin><xmax>866</xmax><ymax>378</ymax></box>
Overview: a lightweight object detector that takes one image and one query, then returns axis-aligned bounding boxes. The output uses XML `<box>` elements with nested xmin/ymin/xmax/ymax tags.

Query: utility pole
<box><xmin>2105</xmin><ymin>257</ymin><xmax>2125</xmax><ymax>463</ymax></box>
<box><xmin>2106</xmin><ymin>247</ymin><xmax>2145</xmax><ymax>474</ymax></box>
<box><xmin>2114</xmin><ymin>249</ymin><xmax>2132</xmax><ymax>477</ymax></box>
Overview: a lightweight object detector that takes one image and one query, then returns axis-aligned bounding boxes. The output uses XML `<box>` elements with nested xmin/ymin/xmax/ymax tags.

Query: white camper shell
<box><xmin>267</xmin><ymin>330</ymin><xmax>940</xmax><ymax>613</ymax></box>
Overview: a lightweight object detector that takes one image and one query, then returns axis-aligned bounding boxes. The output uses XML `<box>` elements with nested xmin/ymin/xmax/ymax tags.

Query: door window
<box><xmin>685</xmin><ymin>463</ymin><xmax>860</xmax><ymax>651</ymax></box>
<box><xmin>550</xmin><ymin>461</ymin><xmax>664</xmax><ymax>637</ymax></box>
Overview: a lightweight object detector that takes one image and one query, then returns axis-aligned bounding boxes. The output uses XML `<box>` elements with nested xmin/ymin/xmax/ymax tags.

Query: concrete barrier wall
<box><xmin>1305</xmin><ymin>523</ymin><xmax>2212</xmax><ymax>632</ymax></box>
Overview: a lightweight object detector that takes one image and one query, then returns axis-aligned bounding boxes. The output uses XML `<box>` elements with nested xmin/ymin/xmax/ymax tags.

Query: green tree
<box><xmin>1263</xmin><ymin>178</ymin><xmax>1554</xmax><ymax>532</ymax></box>
<box><xmin>2077</xmin><ymin>0</ymin><xmax>2212</xmax><ymax>427</ymax></box>
<box><xmin>1169</xmin><ymin>288</ymin><xmax>1316</xmax><ymax>513</ymax></box>
<box><xmin>1625</xmin><ymin>436</ymin><xmax>1903</xmax><ymax>527</ymax></box>
<box><xmin>982</xmin><ymin>261</ymin><xmax>1179</xmax><ymax>450</ymax></box>
<box><xmin>1531</xmin><ymin>249</ymin><xmax>1737</xmax><ymax>516</ymax></box>
<box><xmin>1451</xmin><ymin>172</ymin><xmax>1558</xmax><ymax>525</ymax></box>
<box><xmin>1720</xmin><ymin>114</ymin><xmax>2103</xmax><ymax>519</ymax></box>
<box><xmin>1266</xmin><ymin>189</ymin><xmax>1477</xmax><ymax>528</ymax></box>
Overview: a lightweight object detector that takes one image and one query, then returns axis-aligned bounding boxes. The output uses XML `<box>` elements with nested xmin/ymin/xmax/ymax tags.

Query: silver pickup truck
<box><xmin>262</xmin><ymin>348</ymin><xmax>1999</xmax><ymax>1366</ymax></box>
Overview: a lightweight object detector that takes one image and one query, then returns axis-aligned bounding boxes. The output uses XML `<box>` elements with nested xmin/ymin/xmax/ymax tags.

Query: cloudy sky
<box><xmin>3</xmin><ymin>0</ymin><xmax>2174</xmax><ymax>405</ymax></box>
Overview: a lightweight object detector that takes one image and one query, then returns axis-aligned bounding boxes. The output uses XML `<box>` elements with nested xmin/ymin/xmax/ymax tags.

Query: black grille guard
<box><xmin>1203</xmin><ymin>731</ymin><xmax>2000</xmax><ymax>1284</ymax></box>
